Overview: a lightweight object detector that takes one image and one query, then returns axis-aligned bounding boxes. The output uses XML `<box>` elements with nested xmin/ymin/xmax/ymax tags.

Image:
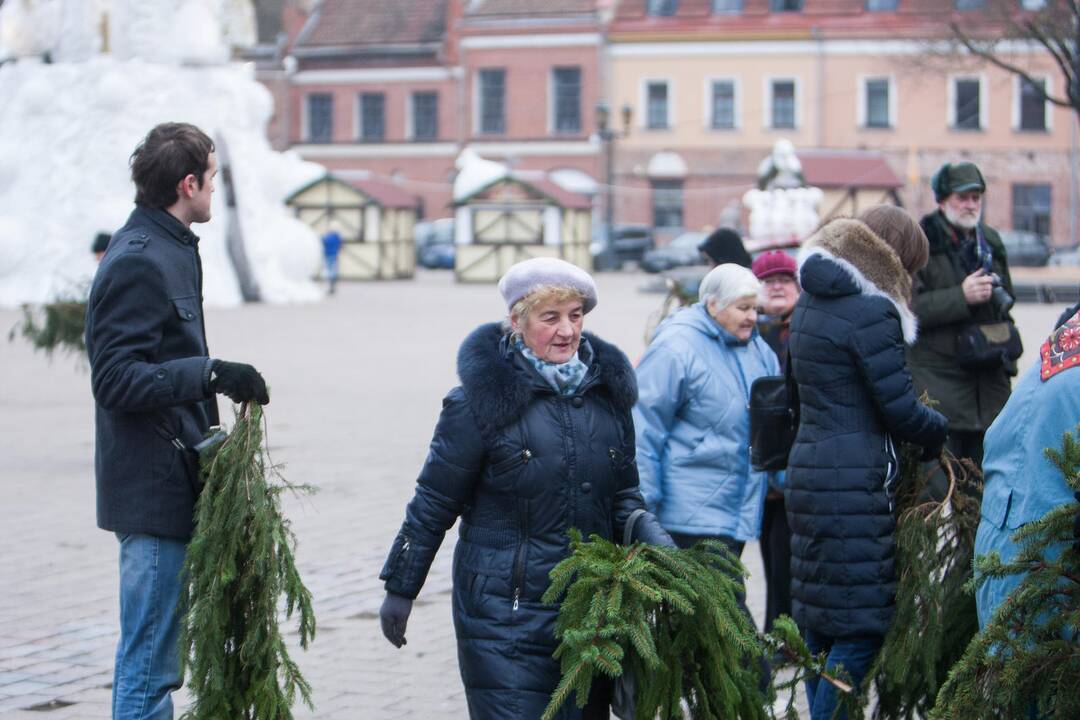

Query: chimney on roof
<box><xmin>444</xmin><ymin>0</ymin><xmax>464</xmax><ymax>65</ymax></box>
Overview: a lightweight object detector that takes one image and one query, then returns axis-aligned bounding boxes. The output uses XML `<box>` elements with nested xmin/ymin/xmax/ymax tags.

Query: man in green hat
<box><xmin>911</xmin><ymin>161</ymin><xmax>1019</xmax><ymax>473</ymax></box>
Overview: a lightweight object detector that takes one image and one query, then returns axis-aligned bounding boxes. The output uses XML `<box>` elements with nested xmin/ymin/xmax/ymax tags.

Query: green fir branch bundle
<box><xmin>868</xmin><ymin>445</ymin><xmax>983</xmax><ymax>719</ymax></box>
<box><xmin>8</xmin><ymin>300</ymin><xmax>87</xmax><ymax>358</ymax></box>
<box><xmin>541</xmin><ymin>530</ymin><xmax>766</xmax><ymax>720</ymax></box>
<box><xmin>763</xmin><ymin>616</ymin><xmax>858</xmax><ymax>720</ymax></box>
<box><xmin>933</xmin><ymin>426</ymin><xmax>1080</xmax><ymax>720</ymax></box>
<box><xmin>179</xmin><ymin>403</ymin><xmax>317</xmax><ymax>720</ymax></box>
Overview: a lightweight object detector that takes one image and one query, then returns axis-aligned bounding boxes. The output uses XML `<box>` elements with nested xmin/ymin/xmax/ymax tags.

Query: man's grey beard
<box><xmin>943</xmin><ymin>205</ymin><xmax>980</xmax><ymax>230</ymax></box>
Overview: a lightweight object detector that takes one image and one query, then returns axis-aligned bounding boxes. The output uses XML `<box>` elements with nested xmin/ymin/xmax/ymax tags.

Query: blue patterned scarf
<box><xmin>514</xmin><ymin>337</ymin><xmax>589</xmax><ymax>396</ymax></box>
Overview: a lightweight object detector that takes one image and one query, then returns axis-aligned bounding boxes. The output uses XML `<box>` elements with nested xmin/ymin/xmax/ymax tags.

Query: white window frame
<box><xmin>764</xmin><ymin>76</ymin><xmax>801</xmax><ymax>130</ymax></box>
<box><xmin>703</xmin><ymin>76</ymin><xmax>741</xmax><ymax>130</ymax></box>
<box><xmin>303</xmin><ymin>92</ymin><xmax>333</xmax><ymax>142</ymax></box>
<box><xmin>640</xmin><ymin>78</ymin><xmax>675</xmax><ymax>130</ymax></box>
<box><xmin>549</xmin><ymin>66</ymin><xmax>583</xmax><ymax>136</ymax></box>
<box><xmin>1012</xmin><ymin>74</ymin><xmax>1053</xmax><ymax>132</ymax></box>
<box><xmin>356</xmin><ymin>92</ymin><xmax>386</xmax><ymax>141</ymax></box>
<box><xmin>474</xmin><ymin>68</ymin><xmax>508</xmax><ymax>136</ymax></box>
<box><xmin>856</xmin><ymin>74</ymin><xmax>896</xmax><ymax>129</ymax></box>
<box><xmin>947</xmin><ymin>74</ymin><xmax>988</xmax><ymax>130</ymax></box>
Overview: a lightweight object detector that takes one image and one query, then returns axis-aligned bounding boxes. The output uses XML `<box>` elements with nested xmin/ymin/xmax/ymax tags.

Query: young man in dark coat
<box><xmin>911</xmin><ymin>162</ymin><xmax>1017</xmax><ymax>468</ymax></box>
<box><xmin>786</xmin><ymin>210</ymin><xmax>948</xmax><ymax>720</ymax></box>
<box><xmin>86</xmin><ymin>122</ymin><xmax>269</xmax><ymax>720</ymax></box>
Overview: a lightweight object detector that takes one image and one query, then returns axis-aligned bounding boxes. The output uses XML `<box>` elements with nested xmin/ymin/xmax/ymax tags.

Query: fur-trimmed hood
<box><xmin>798</xmin><ymin>218</ymin><xmax>919</xmax><ymax>344</ymax></box>
<box><xmin>456</xmin><ymin>322</ymin><xmax>637</xmax><ymax>431</ymax></box>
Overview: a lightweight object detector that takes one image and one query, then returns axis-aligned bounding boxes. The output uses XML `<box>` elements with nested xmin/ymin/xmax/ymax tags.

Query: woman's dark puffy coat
<box><xmin>380</xmin><ymin>323</ymin><xmax>652</xmax><ymax>719</ymax></box>
<box><xmin>785</xmin><ymin>219</ymin><xmax>948</xmax><ymax>639</ymax></box>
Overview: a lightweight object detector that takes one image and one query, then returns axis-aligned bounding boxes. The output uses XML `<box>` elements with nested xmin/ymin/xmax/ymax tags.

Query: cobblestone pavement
<box><xmin>0</xmin><ymin>268</ymin><xmax>1071</xmax><ymax>719</ymax></box>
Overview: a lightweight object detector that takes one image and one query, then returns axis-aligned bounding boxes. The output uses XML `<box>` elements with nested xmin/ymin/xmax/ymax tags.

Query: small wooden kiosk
<box><xmin>285</xmin><ymin>173</ymin><xmax>419</xmax><ymax>281</ymax></box>
<box><xmin>797</xmin><ymin>150</ymin><xmax>904</xmax><ymax>219</ymax></box>
<box><xmin>452</xmin><ymin>175</ymin><xmax>593</xmax><ymax>283</ymax></box>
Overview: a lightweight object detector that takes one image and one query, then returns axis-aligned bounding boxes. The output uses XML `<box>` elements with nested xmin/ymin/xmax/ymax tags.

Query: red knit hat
<box><xmin>751</xmin><ymin>250</ymin><xmax>797</xmax><ymax>280</ymax></box>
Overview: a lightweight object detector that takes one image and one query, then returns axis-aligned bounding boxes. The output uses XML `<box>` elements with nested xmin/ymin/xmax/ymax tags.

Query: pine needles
<box><xmin>179</xmin><ymin>403</ymin><xmax>317</xmax><ymax>720</ymax></box>
<box><xmin>868</xmin><ymin>446</ymin><xmax>983</xmax><ymax>719</ymax></box>
<box><xmin>9</xmin><ymin>301</ymin><xmax>87</xmax><ymax>357</ymax></box>
<box><xmin>932</xmin><ymin>427</ymin><xmax>1080</xmax><ymax>720</ymax></box>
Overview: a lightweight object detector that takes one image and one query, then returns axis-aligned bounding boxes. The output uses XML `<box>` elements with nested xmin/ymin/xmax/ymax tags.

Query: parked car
<box><xmin>591</xmin><ymin>224</ymin><xmax>655</xmax><ymax>271</ymax></box>
<box><xmin>640</xmin><ymin>231</ymin><xmax>707</xmax><ymax>273</ymax></box>
<box><xmin>1049</xmin><ymin>246</ymin><xmax>1080</xmax><ymax>267</ymax></box>
<box><xmin>414</xmin><ymin>218</ymin><xmax>455</xmax><ymax>269</ymax></box>
<box><xmin>999</xmin><ymin>230</ymin><xmax>1051</xmax><ymax>267</ymax></box>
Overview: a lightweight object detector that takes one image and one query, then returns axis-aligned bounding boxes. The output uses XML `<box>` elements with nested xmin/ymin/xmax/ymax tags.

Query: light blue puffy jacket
<box><xmin>633</xmin><ymin>303</ymin><xmax>781</xmax><ymax>541</ymax></box>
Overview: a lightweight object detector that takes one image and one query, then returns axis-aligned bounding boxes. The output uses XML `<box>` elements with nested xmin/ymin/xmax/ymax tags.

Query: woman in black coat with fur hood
<box><xmin>786</xmin><ymin>208</ymin><xmax>948</xmax><ymax>720</ymax></box>
<box><xmin>378</xmin><ymin>258</ymin><xmax>672</xmax><ymax>720</ymax></box>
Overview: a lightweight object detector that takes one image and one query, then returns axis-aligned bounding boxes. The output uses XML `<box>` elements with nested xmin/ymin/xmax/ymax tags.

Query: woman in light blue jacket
<box><xmin>633</xmin><ymin>263</ymin><xmax>780</xmax><ymax>566</ymax></box>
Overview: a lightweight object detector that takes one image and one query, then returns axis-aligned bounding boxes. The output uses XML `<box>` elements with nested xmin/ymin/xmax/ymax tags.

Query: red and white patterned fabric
<box><xmin>1040</xmin><ymin>309</ymin><xmax>1080</xmax><ymax>381</ymax></box>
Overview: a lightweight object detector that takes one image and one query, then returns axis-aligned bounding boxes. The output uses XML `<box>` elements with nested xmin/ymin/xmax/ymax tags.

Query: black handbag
<box><xmin>955</xmin><ymin>320</ymin><xmax>1023</xmax><ymax>371</ymax></box>
<box><xmin>749</xmin><ymin>352</ymin><xmax>799</xmax><ymax>472</ymax></box>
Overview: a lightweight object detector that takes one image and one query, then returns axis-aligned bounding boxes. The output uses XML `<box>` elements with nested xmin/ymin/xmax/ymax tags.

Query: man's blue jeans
<box><xmin>802</xmin><ymin>629</ymin><xmax>881</xmax><ymax>720</ymax></box>
<box><xmin>113</xmin><ymin>533</ymin><xmax>187</xmax><ymax>720</ymax></box>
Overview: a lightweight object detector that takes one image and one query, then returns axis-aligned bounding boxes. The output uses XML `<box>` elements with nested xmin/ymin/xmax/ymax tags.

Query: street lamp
<box><xmin>596</xmin><ymin>100</ymin><xmax>632</xmax><ymax>260</ymax></box>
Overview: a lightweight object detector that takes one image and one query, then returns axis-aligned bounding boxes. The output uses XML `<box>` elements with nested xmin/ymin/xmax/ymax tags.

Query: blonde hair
<box><xmin>505</xmin><ymin>285</ymin><xmax>587</xmax><ymax>335</ymax></box>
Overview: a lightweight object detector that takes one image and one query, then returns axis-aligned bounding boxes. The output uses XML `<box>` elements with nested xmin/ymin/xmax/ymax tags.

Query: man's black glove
<box><xmin>380</xmin><ymin>591</ymin><xmax>413</xmax><ymax>648</ymax></box>
<box><xmin>1073</xmin><ymin>491</ymin><xmax>1080</xmax><ymax>554</ymax></box>
<box><xmin>209</xmin><ymin>360</ymin><xmax>269</xmax><ymax>405</ymax></box>
<box><xmin>632</xmin><ymin>512</ymin><xmax>678</xmax><ymax>548</ymax></box>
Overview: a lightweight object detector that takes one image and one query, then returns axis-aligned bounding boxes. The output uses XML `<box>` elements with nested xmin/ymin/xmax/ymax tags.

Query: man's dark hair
<box><xmin>130</xmin><ymin>123</ymin><xmax>214</xmax><ymax>209</ymax></box>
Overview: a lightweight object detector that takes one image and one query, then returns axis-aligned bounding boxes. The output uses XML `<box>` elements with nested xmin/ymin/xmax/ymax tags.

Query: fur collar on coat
<box><xmin>798</xmin><ymin>218</ymin><xmax>919</xmax><ymax>345</ymax></box>
<box><xmin>456</xmin><ymin>322</ymin><xmax>638</xmax><ymax>431</ymax></box>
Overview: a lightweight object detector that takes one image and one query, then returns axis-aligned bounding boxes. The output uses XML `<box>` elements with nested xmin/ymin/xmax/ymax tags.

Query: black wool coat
<box><xmin>380</xmin><ymin>323</ymin><xmax>650</xmax><ymax>719</ymax></box>
<box><xmin>785</xmin><ymin>219</ymin><xmax>948</xmax><ymax>639</ymax></box>
<box><xmin>86</xmin><ymin>205</ymin><xmax>218</xmax><ymax>541</ymax></box>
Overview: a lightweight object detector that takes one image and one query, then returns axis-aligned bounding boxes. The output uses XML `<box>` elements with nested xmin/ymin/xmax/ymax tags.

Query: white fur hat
<box><xmin>498</xmin><ymin>257</ymin><xmax>599</xmax><ymax>313</ymax></box>
<box><xmin>699</xmin><ymin>263</ymin><xmax>762</xmax><ymax>308</ymax></box>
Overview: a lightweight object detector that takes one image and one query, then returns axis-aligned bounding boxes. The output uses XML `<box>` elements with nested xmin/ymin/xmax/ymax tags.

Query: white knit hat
<box><xmin>498</xmin><ymin>257</ymin><xmax>599</xmax><ymax>313</ymax></box>
<box><xmin>699</xmin><ymin>263</ymin><xmax>761</xmax><ymax>308</ymax></box>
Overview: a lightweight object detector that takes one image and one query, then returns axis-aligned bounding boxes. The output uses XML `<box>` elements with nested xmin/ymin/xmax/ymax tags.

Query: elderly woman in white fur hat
<box><xmin>378</xmin><ymin>257</ymin><xmax>672</xmax><ymax>720</ymax></box>
<box><xmin>633</xmin><ymin>263</ymin><xmax>781</xmax><ymax>619</ymax></box>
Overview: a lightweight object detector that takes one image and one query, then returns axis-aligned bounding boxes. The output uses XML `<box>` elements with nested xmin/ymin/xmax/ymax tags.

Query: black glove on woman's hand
<box><xmin>632</xmin><ymin>512</ymin><xmax>678</xmax><ymax>548</ymax></box>
<box><xmin>210</xmin><ymin>360</ymin><xmax>270</xmax><ymax>405</ymax></box>
<box><xmin>380</xmin><ymin>591</ymin><xmax>413</xmax><ymax>648</ymax></box>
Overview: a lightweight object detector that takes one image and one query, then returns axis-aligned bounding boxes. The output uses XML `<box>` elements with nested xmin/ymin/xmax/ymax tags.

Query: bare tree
<box><xmin>949</xmin><ymin>1</ymin><xmax>1080</xmax><ymax>121</ymax></box>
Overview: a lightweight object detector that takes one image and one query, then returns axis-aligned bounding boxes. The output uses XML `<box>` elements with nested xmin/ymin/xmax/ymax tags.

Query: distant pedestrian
<box><xmin>322</xmin><ymin>228</ymin><xmax>342</xmax><ymax>294</ymax></box>
<box><xmin>633</xmin><ymin>263</ymin><xmax>780</xmax><ymax>640</ymax></box>
<box><xmin>86</xmin><ymin>122</ymin><xmax>269</xmax><ymax>720</ymax></box>
<box><xmin>377</xmin><ymin>258</ymin><xmax>673</xmax><ymax>719</ymax></box>
<box><xmin>92</xmin><ymin>232</ymin><xmax>111</xmax><ymax>262</ymax></box>
<box><xmin>911</xmin><ymin>162</ymin><xmax>1019</xmax><ymax>471</ymax></box>
<box><xmin>750</xmin><ymin>249</ymin><xmax>800</xmax><ymax>633</ymax></box>
<box><xmin>698</xmin><ymin>227</ymin><xmax>752</xmax><ymax>268</ymax></box>
<box><xmin>786</xmin><ymin>211</ymin><xmax>947</xmax><ymax>720</ymax></box>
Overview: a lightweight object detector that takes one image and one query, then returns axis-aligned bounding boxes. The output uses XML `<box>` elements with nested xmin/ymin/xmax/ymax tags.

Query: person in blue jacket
<box><xmin>377</xmin><ymin>258</ymin><xmax>672</xmax><ymax>720</ymax></box>
<box><xmin>975</xmin><ymin>306</ymin><xmax>1080</xmax><ymax>628</ymax></box>
<box><xmin>786</xmin><ymin>209</ymin><xmax>948</xmax><ymax>720</ymax></box>
<box><xmin>633</xmin><ymin>263</ymin><xmax>780</xmax><ymax>609</ymax></box>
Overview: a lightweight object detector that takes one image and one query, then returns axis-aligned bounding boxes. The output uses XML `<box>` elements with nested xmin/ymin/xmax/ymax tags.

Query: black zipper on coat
<box><xmin>512</xmin><ymin>499</ymin><xmax>528</xmax><ymax>611</ymax></box>
<box><xmin>492</xmin><ymin>448</ymin><xmax>532</xmax><ymax>475</ymax></box>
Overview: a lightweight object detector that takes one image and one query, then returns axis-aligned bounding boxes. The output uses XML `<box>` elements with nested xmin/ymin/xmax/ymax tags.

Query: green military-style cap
<box><xmin>932</xmin><ymin>161</ymin><xmax>986</xmax><ymax>202</ymax></box>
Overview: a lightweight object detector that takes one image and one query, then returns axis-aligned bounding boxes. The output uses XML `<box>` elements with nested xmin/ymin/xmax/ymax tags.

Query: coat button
<box><xmin>580</xmin><ymin>482</ymin><xmax>591</xmax><ymax>494</ymax></box>
<box><xmin>155</xmin><ymin>370</ymin><xmax>166</xmax><ymax>379</ymax></box>
<box><xmin>186</xmin><ymin>311</ymin><xmax>194</xmax><ymax>319</ymax></box>
<box><xmin>571</xmin><ymin>396</ymin><xmax>584</xmax><ymax>408</ymax></box>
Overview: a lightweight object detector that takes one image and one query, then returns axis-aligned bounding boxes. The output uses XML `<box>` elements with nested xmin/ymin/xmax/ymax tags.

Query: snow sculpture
<box><xmin>0</xmin><ymin>0</ymin><xmax>323</xmax><ymax>307</ymax></box>
<box><xmin>742</xmin><ymin>140</ymin><xmax>823</xmax><ymax>246</ymax></box>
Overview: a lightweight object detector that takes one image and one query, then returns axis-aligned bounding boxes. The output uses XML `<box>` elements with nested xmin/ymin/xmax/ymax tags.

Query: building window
<box><xmin>713</xmin><ymin>0</ymin><xmax>743</xmax><ymax>12</ymax></box>
<box><xmin>646</xmin><ymin>81</ymin><xmax>669</xmax><ymax>129</ymax></box>
<box><xmin>1019</xmin><ymin>77</ymin><xmax>1047</xmax><ymax>131</ymax></box>
<box><xmin>306</xmin><ymin>94</ymin><xmax>332</xmax><ymax>142</ymax></box>
<box><xmin>770</xmin><ymin>79</ymin><xmax>796</xmax><ymax>129</ymax></box>
<box><xmin>865</xmin><ymin>78</ymin><xmax>891</xmax><ymax>128</ymax></box>
<box><xmin>411</xmin><ymin>91</ymin><xmax>438</xmax><ymax>141</ymax></box>
<box><xmin>358</xmin><ymin>93</ymin><xmax>385</xmax><ymax>142</ymax></box>
<box><xmin>955</xmin><ymin>0</ymin><xmax>986</xmax><ymax>9</ymax></box>
<box><xmin>953</xmin><ymin>77</ymin><xmax>982</xmax><ymax>130</ymax></box>
<box><xmin>478</xmin><ymin>69</ymin><xmax>506</xmax><ymax>135</ymax></box>
<box><xmin>652</xmin><ymin>180</ymin><xmax>684</xmax><ymax>229</ymax></box>
<box><xmin>866</xmin><ymin>0</ymin><xmax>898</xmax><ymax>9</ymax></box>
<box><xmin>1013</xmin><ymin>184</ymin><xmax>1051</xmax><ymax>237</ymax></box>
<box><xmin>552</xmin><ymin>67</ymin><xmax>582</xmax><ymax>134</ymax></box>
<box><xmin>770</xmin><ymin>0</ymin><xmax>804</xmax><ymax>10</ymax></box>
<box><xmin>711</xmin><ymin>80</ymin><xmax>736</xmax><ymax>129</ymax></box>
<box><xmin>647</xmin><ymin>0</ymin><xmax>678</xmax><ymax>16</ymax></box>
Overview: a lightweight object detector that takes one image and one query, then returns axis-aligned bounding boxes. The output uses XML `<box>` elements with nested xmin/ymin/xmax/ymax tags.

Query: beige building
<box><xmin>606</xmin><ymin>1</ymin><xmax>1077</xmax><ymax>249</ymax></box>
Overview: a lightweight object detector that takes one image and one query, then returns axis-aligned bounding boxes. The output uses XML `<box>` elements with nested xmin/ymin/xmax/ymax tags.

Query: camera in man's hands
<box><xmin>987</xmin><ymin>273</ymin><xmax>1014</xmax><ymax>316</ymax></box>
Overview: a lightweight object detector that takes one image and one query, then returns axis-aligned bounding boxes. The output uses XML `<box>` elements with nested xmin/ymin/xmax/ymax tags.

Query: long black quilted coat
<box><xmin>380</xmin><ymin>323</ymin><xmax>650</xmax><ymax>719</ymax></box>
<box><xmin>785</xmin><ymin>220</ymin><xmax>948</xmax><ymax>639</ymax></box>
